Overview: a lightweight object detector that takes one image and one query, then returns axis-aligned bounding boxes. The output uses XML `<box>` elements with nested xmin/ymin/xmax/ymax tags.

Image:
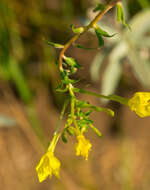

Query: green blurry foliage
<box><xmin>0</xmin><ymin>0</ymin><xmax>65</xmax><ymax>145</ymax></box>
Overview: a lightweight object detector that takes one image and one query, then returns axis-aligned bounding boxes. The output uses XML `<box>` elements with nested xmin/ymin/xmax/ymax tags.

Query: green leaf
<box><xmin>76</xmin><ymin>100</ymin><xmax>114</xmax><ymax>117</ymax></box>
<box><xmin>116</xmin><ymin>2</ymin><xmax>131</xmax><ymax>30</ymax></box>
<box><xmin>70</xmin><ymin>24</ymin><xmax>84</xmax><ymax>34</ymax></box>
<box><xmin>60</xmin><ymin>69</ymin><xmax>68</xmax><ymax>79</ymax></box>
<box><xmin>116</xmin><ymin>3</ymin><xmax>123</xmax><ymax>23</ymax></box>
<box><xmin>63</xmin><ymin>56</ymin><xmax>80</xmax><ymax>68</ymax></box>
<box><xmin>61</xmin><ymin>130</ymin><xmax>68</xmax><ymax>143</ymax></box>
<box><xmin>63</xmin><ymin>76</ymin><xmax>79</xmax><ymax>85</ymax></box>
<box><xmin>77</xmin><ymin>118</ymin><xmax>93</xmax><ymax>127</ymax></box>
<box><xmin>45</xmin><ymin>40</ymin><xmax>64</xmax><ymax>48</ymax></box>
<box><xmin>60</xmin><ymin>69</ymin><xmax>78</xmax><ymax>83</ymax></box>
<box><xmin>95</xmin><ymin>26</ymin><xmax>116</xmax><ymax>38</ymax></box>
<box><xmin>66</xmin><ymin>127</ymin><xmax>75</xmax><ymax>136</ymax></box>
<box><xmin>66</xmin><ymin>117</ymin><xmax>73</xmax><ymax>126</ymax></box>
<box><xmin>74</xmin><ymin>44</ymin><xmax>97</xmax><ymax>50</ymax></box>
<box><xmin>60</xmin><ymin>69</ymin><xmax>79</xmax><ymax>84</ymax></box>
<box><xmin>89</xmin><ymin>124</ymin><xmax>102</xmax><ymax>138</ymax></box>
<box><xmin>85</xmin><ymin>110</ymin><xmax>92</xmax><ymax>116</ymax></box>
<box><xmin>95</xmin><ymin>28</ymin><xmax>104</xmax><ymax>46</ymax></box>
<box><xmin>93</xmin><ymin>3</ymin><xmax>105</xmax><ymax>12</ymax></box>
<box><xmin>56</xmin><ymin>85</ymin><xmax>68</xmax><ymax>93</ymax></box>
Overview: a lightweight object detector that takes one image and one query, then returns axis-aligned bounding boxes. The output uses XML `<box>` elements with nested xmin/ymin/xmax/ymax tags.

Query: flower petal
<box><xmin>36</xmin><ymin>151</ymin><xmax>61</xmax><ymax>182</ymax></box>
<box><xmin>75</xmin><ymin>135</ymin><xmax>92</xmax><ymax>160</ymax></box>
<box><xmin>128</xmin><ymin>92</ymin><xmax>150</xmax><ymax>117</ymax></box>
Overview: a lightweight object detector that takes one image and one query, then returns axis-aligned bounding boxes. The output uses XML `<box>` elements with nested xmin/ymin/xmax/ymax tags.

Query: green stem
<box><xmin>71</xmin><ymin>97</ymin><xmax>75</xmax><ymax>118</ymax></box>
<box><xmin>55</xmin><ymin>99</ymin><xmax>69</xmax><ymax>134</ymax></box>
<box><xmin>48</xmin><ymin>100</ymin><xmax>69</xmax><ymax>152</ymax></box>
<box><xmin>68</xmin><ymin>84</ymin><xmax>79</xmax><ymax>131</ymax></box>
<box><xmin>48</xmin><ymin>133</ymin><xmax>60</xmax><ymax>152</ymax></box>
<box><xmin>73</xmin><ymin>88</ymin><xmax>129</xmax><ymax>105</ymax></box>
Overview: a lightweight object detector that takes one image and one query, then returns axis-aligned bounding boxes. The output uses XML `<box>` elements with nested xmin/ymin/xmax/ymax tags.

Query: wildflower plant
<box><xmin>36</xmin><ymin>0</ymin><xmax>150</xmax><ymax>182</ymax></box>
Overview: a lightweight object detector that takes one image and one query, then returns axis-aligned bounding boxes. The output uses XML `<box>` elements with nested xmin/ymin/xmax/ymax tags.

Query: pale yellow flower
<box><xmin>128</xmin><ymin>92</ymin><xmax>150</xmax><ymax>118</ymax></box>
<box><xmin>36</xmin><ymin>150</ymin><xmax>61</xmax><ymax>182</ymax></box>
<box><xmin>75</xmin><ymin>134</ymin><xmax>92</xmax><ymax>160</ymax></box>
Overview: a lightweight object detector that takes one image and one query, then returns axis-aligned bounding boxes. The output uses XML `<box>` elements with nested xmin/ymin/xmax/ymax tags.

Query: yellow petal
<box><xmin>49</xmin><ymin>153</ymin><xmax>61</xmax><ymax>178</ymax></box>
<box><xmin>75</xmin><ymin>135</ymin><xmax>92</xmax><ymax>160</ymax></box>
<box><xmin>36</xmin><ymin>151</ymin><xmax>61</xmax><ymax>182</ymax></box>
<box><xmin>128</xmin><ymin>92</ymin><xmax>150</xmax><ymax>117</ymax></box>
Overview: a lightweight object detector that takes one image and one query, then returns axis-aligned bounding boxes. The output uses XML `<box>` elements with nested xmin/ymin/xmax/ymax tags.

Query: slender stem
<box><xmin>71</xmin><ymin>97</ymin><xmax>75</xmax><ymax>118</ymax></box>
<box><xmin>59</xmin><ymin>0</ymin><xmax>121</xmax><ymax>70</ymax></box>
<box><xmin>74</xmin><ymin>88</ymin><xmax>111</xmax><ymax>99</ymax></box>
<box><xmin>68</xmin><ymin>84</ymin><xmax>79</xmax><ymax>131</ymax></box>
<box><xmin>73</xmin><ymin>88</ymin><xmax>129</xmax><ymax>105</ymax></box>
<box><xmin>86</xmin><ymin>0</ymin><xmax>121</xmax><ymax>30</ymax></box>
<box><xmin>54</xmin><ymin>99</ymin><xmax>69</xmax><ymax>134</ymax></box>
<box><xmin>48</xmin><ymin>133</ymin><xmax>60</xmax><ymax>152</ymax></box>
<box><xmin>48</xmin><ymin>99</ymin><xmax>69</xmax><ymax>152</ymax></box>
<box><xmin>59</xmin><ymin>34</ymin><xmax>80</xmax><ymax>71</ymax></box>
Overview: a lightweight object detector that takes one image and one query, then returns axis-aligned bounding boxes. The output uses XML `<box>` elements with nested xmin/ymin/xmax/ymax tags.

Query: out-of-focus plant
<box><xmin>36</xmin><ymin>0</ymin><xmax>150</xmax><ymax>183</ymax></box>
<box><xmin>137</xmin><ymin>0</ymin><xmax>150</xmax><ymax>9</ymax></box>
<box><xmin>0</xmin><ymin>0</ymin><xmax>77</xmax><ymax>144</ymax></box>
<box><xmin>0</xmin><ymin>0</ymin><xmax>49</xmax><ymax>146</ymax></box>
<box><xmin>90</xmin><ymin>3</ymin><xmax>150</xmax><ymax>97</ymax></box>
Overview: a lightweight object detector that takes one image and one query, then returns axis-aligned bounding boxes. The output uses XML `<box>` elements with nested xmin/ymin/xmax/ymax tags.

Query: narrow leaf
<box><xmin>89</xmin><ymin>124</ymin><xmax>102</xmax><ymax>138</ymax></box>
<box><xmin>95</xmin><ymin>28</ymin><xmax>104</xmax><ymax>46</ymax></box>
<box><xmin>66</xmin><ymin>127</ymin><xmax>75</xmax><ymax>136</ymax></box>
<box><xmin>61</xmin><ymin>130</ymin><xmax>68</xmax><ymax>143</ymax></box>
<box><xmin>70</xmin><ymin>24</ymin><xmax>84</xmax><ymax>34</ymax></box>
<box><xmin>95</xmin><ymin>26</ymin><xmax>116</xmax><ymax>38</ymax></box>
<box><xmin>74</xmin><ymin>44</ymin><xmax>97</xmax><ymax>50</ymax></box>
<box><xmin>116</xmin><ymin>2</ymin><xmax>131</xmax><ymax>30</ymax></box>
<box><xmin>117</xmin><ymin>3</ymin><xmax>123</xmax><ymax>22</ymax></box>
<box><xmin>76</xmin><ymin>100</ymin><xmax>114</xmax><ymax>117</ymax></box>
<box><xmin>63</xmin><ymin>56</ymin><xmax>80</xmax><ymax>68</ymax></box>
<box><xmin>45</xmin><ymin>40</ymin><xmax>64</xmax><ymax>48</ymax></box>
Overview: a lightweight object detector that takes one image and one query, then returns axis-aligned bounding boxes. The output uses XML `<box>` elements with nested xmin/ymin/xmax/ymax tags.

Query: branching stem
<box><xmin>59</xmin><ymin>0</ymin><xmax>121</xmax><ymax>71</ymax></box>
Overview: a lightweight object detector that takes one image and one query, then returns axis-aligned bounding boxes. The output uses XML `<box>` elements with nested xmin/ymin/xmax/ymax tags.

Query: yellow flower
<box><xmin>128</xmin><ymin>92</ymin><xmax>150</xmax><ymax>118</ymax></box>
<box><xmin>36</xmin><ymin>150</ymin><xmax>61</xmax><ymax>182</ymax></box>
<box><xmin>75</xmin><ymin>134</ymin><xmax>92</xmax><ymax>160</ymax></box>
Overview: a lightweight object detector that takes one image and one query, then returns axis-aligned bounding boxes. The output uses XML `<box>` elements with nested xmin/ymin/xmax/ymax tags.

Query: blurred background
<box><xmin>0</xmin><ymin>0</ymin><xmax>150</xmax><ymax>189</ymax></box>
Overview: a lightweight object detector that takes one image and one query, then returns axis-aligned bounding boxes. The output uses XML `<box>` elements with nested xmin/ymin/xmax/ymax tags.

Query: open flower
<box><xmin>75</xmin><ymin>134</ymin><xmax>92</xmax><ymax>160</ymax></box>
<box><xmin>36</xmin><ymin>150</ymin><xmax>61</xmax><ymax>182</ymax></box>
<box><xmin>128</xmin><ymin>92</ymin><xmax>150</xmax><ymax>118</ymax></box>
<box><xmin>36</xmin><ymin>133</ymin><xmax>61</xmax><ymax>182</ymax></box>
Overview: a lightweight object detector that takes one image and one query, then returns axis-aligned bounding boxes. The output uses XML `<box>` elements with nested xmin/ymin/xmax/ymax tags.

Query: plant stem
<box><xmin>48</xmin><ymin>132</ymin><xmax>60</xmax><ymax>152</ymax></box>
<box><xmin>54</xmin><ymin>99</ymin><xmax>69</xmax><ymax>134</ymax></box>
<box><xmin>68</xmin><ymin>84</ymin><xmax>79</xmax><ymax>131</ymax></box>
<box><xmin>73</xmin><ymin>88</ymin><xmax>129</xmax><ymax>105</ymax></box>
<box><xmin>59</xmin><ymin>0</ymin><xmax>121</xmax><ymax>71</ymax></box>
